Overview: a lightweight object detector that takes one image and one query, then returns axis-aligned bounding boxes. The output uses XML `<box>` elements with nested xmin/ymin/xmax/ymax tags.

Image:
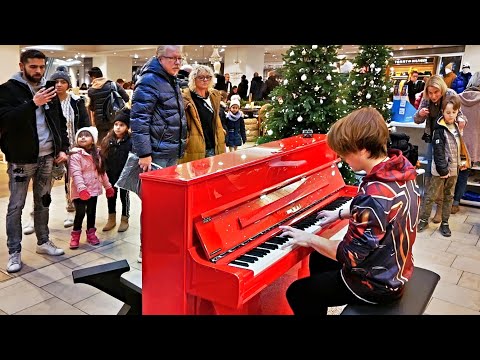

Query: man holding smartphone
<box><xmin>0</xmin><ymin>49</ymin><xmax>70</xmax><ymax>273</ymax></box>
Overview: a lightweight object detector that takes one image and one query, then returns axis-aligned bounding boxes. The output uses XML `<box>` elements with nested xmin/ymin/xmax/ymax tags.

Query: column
<box><xmin>92</xmin><ymin>56</ymin><xmax>133</xmax><ymax>82</ymax></box>
<box><xmin>0</xmin><ymin>45</ymin><xmax>20</xmax><ymax>84</ymax></box>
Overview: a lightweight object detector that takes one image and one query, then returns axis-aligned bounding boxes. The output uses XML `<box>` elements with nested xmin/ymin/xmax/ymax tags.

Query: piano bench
<box><xmin>340</xmin><ymin>267</ymin><xmax>440</xmax><ymax>315</ymax></box>
<box><xmin>72</xmin><ymin>259</ymin><xmax>142</xmax><ymax>315</ymax></box>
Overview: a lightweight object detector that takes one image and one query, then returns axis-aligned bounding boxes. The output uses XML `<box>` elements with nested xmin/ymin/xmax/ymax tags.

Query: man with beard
<box><xmin>0</xmin><ymin>49</ymin><xmax>69</xmax><ymax>273</ymax></box>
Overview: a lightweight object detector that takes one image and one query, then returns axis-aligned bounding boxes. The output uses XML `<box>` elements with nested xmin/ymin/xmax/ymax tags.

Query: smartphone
<box><xmin>45</xmin><ymin>80</ymin><xmax>56</xmax><ymax>90</ymax></box>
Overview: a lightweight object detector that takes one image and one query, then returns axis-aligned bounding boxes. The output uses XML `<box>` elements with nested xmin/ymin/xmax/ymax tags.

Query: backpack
<box><xmin>102</xmin><ymin>81</ymin><xmax>126</xmax><ymax>123</ymax></box>
<box><xmin>388</xmin><ymin>132</ymin><xmax>418</xmax><ymax>167</ymax></box>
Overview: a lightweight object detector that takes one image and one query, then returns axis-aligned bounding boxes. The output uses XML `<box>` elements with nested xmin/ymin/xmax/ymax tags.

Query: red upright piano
<box><xmin>140</xmin><ymin>134</ymin><xmax>357</xmax><ymax>314</ymax></box>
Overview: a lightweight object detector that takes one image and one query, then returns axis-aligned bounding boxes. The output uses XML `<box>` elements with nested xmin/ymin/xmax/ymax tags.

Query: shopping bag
<box><xmin>115</xmin><ymin>152</ymin><xmax>162</xmax><ymax>197</ymax></box>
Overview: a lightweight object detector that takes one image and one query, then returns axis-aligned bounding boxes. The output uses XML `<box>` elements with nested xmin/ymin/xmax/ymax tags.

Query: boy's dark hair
<box><xmin>20</xmin><ymin>49</ymin><xmax>46</xmax><ymax>64</ymax></box>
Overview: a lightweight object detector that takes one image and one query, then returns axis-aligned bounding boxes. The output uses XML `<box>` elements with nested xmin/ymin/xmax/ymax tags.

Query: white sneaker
<box><xmin>7</xmin><ymin>252</ymin><xmax>22</xmax><ymax>273</ymax></box>
<box><xmin>36</xmin><ymin>240</ymin><xmax>65</xmax><ymax>256</ymax></box>
<box><xmin>23</xmin><ymin>224</ymin><xmax>34</xmax><ymax>235</ymax></box>
<box><xmin>137</xmin><ymin>249</ymin><xmax>142</xmax><ymax>263</ymax></box>
<box><xmin>63</xmin><ymin>218</ymin><xmax>74</xmax><ymax>228</ymax></box>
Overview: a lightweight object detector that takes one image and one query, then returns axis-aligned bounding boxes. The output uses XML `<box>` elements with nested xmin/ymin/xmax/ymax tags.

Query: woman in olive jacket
<box><xmin>179</xmin><ymin>65</ymin><xmax>226</xmax><ymax>164</ymax></box>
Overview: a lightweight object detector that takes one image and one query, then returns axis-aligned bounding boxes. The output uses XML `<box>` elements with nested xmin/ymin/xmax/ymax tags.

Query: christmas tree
<box><xmin>345</xmin><ymin>45</ymin><xmax>394</xmax><ymax>121</ymax></box>
<box><xmin>257</xmin><ymin>45</ymin><xmax>356</xmax><ymax>184</ymax></box>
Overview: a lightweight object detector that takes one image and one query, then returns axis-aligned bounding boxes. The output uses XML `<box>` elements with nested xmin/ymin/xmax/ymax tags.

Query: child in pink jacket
<box><xmin>68</xmin><ymin>126</ymin><xmax>114</xmax><ymax>249</ymax></box>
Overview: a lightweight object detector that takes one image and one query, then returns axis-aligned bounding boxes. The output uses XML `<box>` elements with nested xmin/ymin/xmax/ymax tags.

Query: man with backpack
<box><xmin>87</xmin><ymin>67</ymin><xmax>130</xmax><ymax>143</ymax></box>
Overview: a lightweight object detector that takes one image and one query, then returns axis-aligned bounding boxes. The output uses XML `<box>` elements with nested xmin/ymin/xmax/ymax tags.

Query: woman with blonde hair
<box><xmin>179</xmin><ymin>65</ymin><xmax>226</xmax><ymax>163</ymax></box>
<box><xmin>414</xmin><ymin>75</ymin><xmax>467</xmax><ymax>222</ymax></box>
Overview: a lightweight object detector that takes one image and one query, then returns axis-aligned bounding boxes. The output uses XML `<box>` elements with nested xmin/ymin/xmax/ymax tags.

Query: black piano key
<box><xmin>257</xmin><ymin>243</ymin><xmax>278</xmax><ymax>250</ymax></box>
<box><xmin>269</xmin><ymin>236</ymin><xmax>289</xmax><ymax>245</ymax></box>
<box><xmin>230</xmin><ymin>260</ymin><xmax>250</xmax><ymax>267</ymax></box>
<box><xmin>247</xmin><ymin>249</ymin><xmax>268</xmax><ymax>257</ymax></box>
<box><xmin>237</xmin><ymin>255</ymin><xmax>257</xmax><ymax>263</ymax></box>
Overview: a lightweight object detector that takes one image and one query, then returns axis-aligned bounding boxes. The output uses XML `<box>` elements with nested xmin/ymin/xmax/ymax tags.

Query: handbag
<box><xmin>115</xmin><ymin>152</ymin><xmax>162</xmax><ymax>197</ymax></box>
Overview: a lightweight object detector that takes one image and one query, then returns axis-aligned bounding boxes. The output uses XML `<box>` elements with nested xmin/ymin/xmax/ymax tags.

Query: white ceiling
<box><xmin>21</xmin><ymin>44</ymin><xmax>457</xmax><ymax>67</ymax></box>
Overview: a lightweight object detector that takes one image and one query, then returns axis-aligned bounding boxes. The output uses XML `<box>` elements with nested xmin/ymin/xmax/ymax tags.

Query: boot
<box><xmin>70</xmin><ymin>230</ymin><xmax>82</xmax><ymax>249</ymax></box>
<box><xmin>118</xmin><ymin>215</ymin><xmax>129</xmax><ymax>232</ymax></box>
<box><xmin>432</xmin><ymin>204</ymin><xmax>442</xmax><ymax>224</ymax></box>
<box><xmin>86</xmin><ymin>228</ymin><xmax>100</xmax><ymax>246</ymax></box>
<box><xmin>451</xmin><ymin>205</ymin><xmax>460</xmax><ymax>214</ymax></box>
<box><xmin>102</xmin><ymin>213</ymin><xmax>116</xmax><ymax>231</ymax></box>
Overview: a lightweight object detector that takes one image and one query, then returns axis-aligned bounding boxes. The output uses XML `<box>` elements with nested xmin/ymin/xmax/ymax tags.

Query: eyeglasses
<box><xmin>197</xmin><ymin>75</ymin><xmax>212</xmax><ymax>81</ymax></box>
<box><xmin>162</xmin><ymin>56</ymin><xmax>183</xmax><ymax>63</ymax></box>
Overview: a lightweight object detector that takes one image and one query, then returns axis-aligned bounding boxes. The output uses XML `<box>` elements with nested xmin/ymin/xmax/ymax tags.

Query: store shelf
<box><xmin>389</xmin><ymin>121</ymin><xmax>425</xmax><ymax>129</ymax></box>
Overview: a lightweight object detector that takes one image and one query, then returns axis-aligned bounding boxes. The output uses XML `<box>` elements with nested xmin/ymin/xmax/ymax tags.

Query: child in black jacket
<box><xmin>99</xmin><ymin>108</ymin><xmax>132</xmax><ymax>232</ymax></box>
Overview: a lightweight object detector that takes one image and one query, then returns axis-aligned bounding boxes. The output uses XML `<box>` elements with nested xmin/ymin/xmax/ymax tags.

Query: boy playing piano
<box><xmin>280</xmin><ymin>107</ymin><xmax>421</xmax><ymax>315</ymax></box>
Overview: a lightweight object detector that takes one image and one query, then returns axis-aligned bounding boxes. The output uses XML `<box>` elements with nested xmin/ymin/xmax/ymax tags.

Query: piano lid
<box><xmin>194</xmin><ymin>159</ymin><xmax>347</xmax><ymax>261</ymax></box>
<box><xmin>140</xmin><ymin>134</ymin><xmax>332</xmax><ymax>185</ymax></box>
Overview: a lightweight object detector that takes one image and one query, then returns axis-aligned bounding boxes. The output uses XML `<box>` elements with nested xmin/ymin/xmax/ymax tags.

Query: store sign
<box><xmin>394</xmin><ymin>57</ymin><xmax>435</xmax><ymax>65</ymax></box>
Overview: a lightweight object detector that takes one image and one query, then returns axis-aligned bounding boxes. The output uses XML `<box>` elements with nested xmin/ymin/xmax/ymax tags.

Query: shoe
<box><xmin>36</xmin><ymin>240</ymin><xmax>65</xmax><ymax>256</ymax></box>
<box><xmin>418</xmin><ymin>219</ymin><xmax>429</xmax><ymax>232</ymax></box>
<box><xmin>102</xmin><ymin>213</ymin><xmax>116</xmax><ymax>231</ymax></box>
<box><xmin>432</xmin><ymin>206</ymin><xmax>442</xmax><ymax>224</ymax></box>
<box><xmin>64</xmin><ymin>218</ymin><xmax>74</xmax><ymax>228</ymax></box>
<box><xmin>23</xmin><ymin>224</ymin><xmax>34</xmax><ymax>235</ymax></box>
<box><xmin>6</xmin><ymin>252</ymin><xmax>22</xmax><ymax>273</ymax></box>
<box><xmin>137</xmin><ymin>248</ymin><xmax>142</xmax><ymax>263</ymax></box>
<box><xmin>439</xmin><ymin>222</ymin><xmax>451</xmax><ymax>237</ymax></box>
<box><xmin>118</xmin><ymin>215</ymin><xmax>129</xmax><ymax>232</ymax></box>
<box><xmin>23</xmin><ymin>211</ymin><xmax>34</xmax><ymax>235</ymax></box>
<box><xmin>86</xmin><ymin>228</ymin><xmax>100</xmax><ymax>245</ymax></box>
<box><xmin>70</xmin><ymin>229</ymin><xmax>82</xmax><ymax>249</ymax></box>
<box><xmin>451</xmin><ymin>205</ymin><xmax>460</xmax><ymax>214</ymax></box>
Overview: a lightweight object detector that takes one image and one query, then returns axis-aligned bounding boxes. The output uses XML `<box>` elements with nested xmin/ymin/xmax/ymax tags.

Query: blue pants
<box><xmin>453</xmin><ymin>168</ymin><xmax>470</xmax><ymax>206</ymax></box>
<box><xmin>6</xmin><ymin>155</ymin><xmax>54</xmax><ymax>254</ymax></box>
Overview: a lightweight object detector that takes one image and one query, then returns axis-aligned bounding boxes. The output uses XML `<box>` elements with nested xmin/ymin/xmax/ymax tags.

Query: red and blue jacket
<box><xmin>336</xmin><ymin>149</ymin><xmax>421</xmax><ymax>304</ymax></box>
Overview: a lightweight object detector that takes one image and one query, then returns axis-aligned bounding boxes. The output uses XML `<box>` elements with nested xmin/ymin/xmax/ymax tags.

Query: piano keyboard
<box><xmin>228</xmin><ymin>196</ymin><xmax>352</xmax><ymax>276</ymax></box>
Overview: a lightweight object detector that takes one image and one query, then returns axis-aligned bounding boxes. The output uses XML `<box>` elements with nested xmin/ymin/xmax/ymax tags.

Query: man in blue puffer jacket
<box><xmin>130</xmin><ymin>45</ymin><xmax>187</xmax><ymax>263</ymax></box>
<box><xmin>131</xmin><ymin>45</ymin><xmax>187</xmax><ymax>172</ymax></box>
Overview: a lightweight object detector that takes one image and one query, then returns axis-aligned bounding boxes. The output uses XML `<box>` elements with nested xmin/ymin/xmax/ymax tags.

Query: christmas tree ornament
<box><xmin>283</xmin><ymin>79</ymin><xmax>288</xmax><ymax>85</ymax></box>
<box><xmin>326</xmin><ymin>74</ymin><xmax>332</xmax><ymax>81</ymax></box>
<box><xmin>301</xmin><ymin>74</ymin><xmax>307</xmax><ymax>81</ymax></box>
<box><xmin>366</xmin><ymin>93</ymin><xmax>371</xmax><ymax>99</ymax></box>
<box><xmin>290</xmin><ymin>51</ymin><xmax>295</xmax><ymax>56</ymax></box>
<box><xmin>301</xmin><ymin>49</ymin><xmax>306</xmax><ymax>55</ymax></box>
<box><xmin>267</xmin><ymin>129</ymin><xmax>273</xmax><ymax>136</ymax></box>
<box><xmin>312</xmin><ymin>45</ymin><xmax>318</xmax><ymax>50</ymax></box>
<box><xmin>314</xmin><ymin>85</ymin><xmax>320</xmax><ymax>91</ymax></box>
<box><xmin>297</xmin><ymin>116</ymin><xmax>303</xmax><ymax>122</ymax></box>
<box><xmin>351</xmin><ymin>80</ymin><xmax>356</xmax><ymax>85</ymax></box>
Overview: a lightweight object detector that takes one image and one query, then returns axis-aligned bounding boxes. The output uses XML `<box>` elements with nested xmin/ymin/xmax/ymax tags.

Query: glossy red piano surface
<box><xmin>140</xmin><ymin>134</ymin><xmax>356</xmax><ymax>314</ymax></box>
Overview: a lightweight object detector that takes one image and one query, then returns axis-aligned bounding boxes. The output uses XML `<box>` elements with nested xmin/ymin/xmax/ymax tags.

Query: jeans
<box><xmin>152</xmin><ymin>157</ymin><xmax>177</xmax><ymax>169</ymax></box>
<box><xmin>205</xmin><ymin>148</ymin><xmax>215</xmax><ymax>158</ymax></box>
<box><xmin>453</xmin><ymin>168</ymin><xmax>470</xmax><ymax>206</ymax></box>
<box><xmin>6</xmin><ymin>155</ymin><xmax>54</xmax><ymax>254</ymax></box>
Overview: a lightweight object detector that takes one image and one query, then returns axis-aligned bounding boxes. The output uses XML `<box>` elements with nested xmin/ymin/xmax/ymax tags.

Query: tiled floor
<box><xmin>1</xmin><ymin>156</ymin><xmax>480</xmax><ymax>314</ymax></box>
